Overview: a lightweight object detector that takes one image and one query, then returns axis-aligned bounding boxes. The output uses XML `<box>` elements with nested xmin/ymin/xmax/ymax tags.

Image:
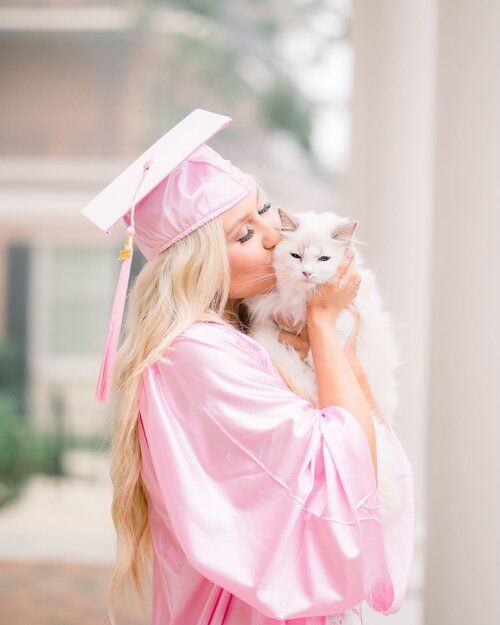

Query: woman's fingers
<box><xmin>274</xmin><ymin>314</ymin><xmax>310</xmax><ymax>361</ymax></box>
<box><xmin>335</xmin><ymin>246</ymin><xmax>355</xmax><ymax>286</ymax></box>
<box><xmin>275</xmin><ymin>314</ymin><xmax>289</xmax><ymax>330</ymax></box>
<box><xmin>341</xmin><ymin>261</ymin><xmax>361</xmax><ymax>287</ymax></box>
<box><xmin>275</xmin><ymin>314</ymin><xmax>308</xmax><ymax>338</ymax></box>
<box><xmin>277</xmin><ymin>329</ymin><xmax>309</xmax><ymax>361</ymax></box>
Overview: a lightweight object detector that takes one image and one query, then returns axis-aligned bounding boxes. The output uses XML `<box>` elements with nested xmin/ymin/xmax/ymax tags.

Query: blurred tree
<box><xmin>143</xmin><ymin>0</ymin><xmax>350</xmax><ymax>163</ymax></box>
<box><xmin>0</xmin><ymin>338</ymin><xmax>23</xmax><ymax>419</ymax></box>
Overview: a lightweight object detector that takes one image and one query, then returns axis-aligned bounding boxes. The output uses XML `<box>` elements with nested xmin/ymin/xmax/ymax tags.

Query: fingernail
<box><xmin>345</xmin><ymin>247</ymin><xmax>355</xmax><ymax>258</ymax></box>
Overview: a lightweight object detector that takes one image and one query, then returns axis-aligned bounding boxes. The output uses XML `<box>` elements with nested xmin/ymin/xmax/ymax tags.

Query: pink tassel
<box><xmin>95</xmin><ymin>159</ymin><xmax>152</xmax><ymax>404</ymax></box>
<box><xmin>95</xmin><ymin>234</ymin><xmax>134</xmax><ymax>403</ymax></box>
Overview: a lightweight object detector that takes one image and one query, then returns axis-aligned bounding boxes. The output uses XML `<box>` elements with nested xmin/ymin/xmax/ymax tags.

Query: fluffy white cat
<box><xmin>243</xmin><ymin>208</ymin><xmax>406</xmax><ymax>520</ymax></box>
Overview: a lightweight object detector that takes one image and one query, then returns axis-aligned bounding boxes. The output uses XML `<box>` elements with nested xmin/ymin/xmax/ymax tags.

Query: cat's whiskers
<box><xmin>245</xmin><ymin>273</ymin><xmax>300</xmax><ymax>290</ymax></box>
<box><xmin>234</xmin><ymin>251</ymin><xmax>365</xmax><ymax>294</ymax></box>
<box><xmin>236</xmin><ymin>267</ymin><xmax>293</xmax><ymax>290</ymax></box>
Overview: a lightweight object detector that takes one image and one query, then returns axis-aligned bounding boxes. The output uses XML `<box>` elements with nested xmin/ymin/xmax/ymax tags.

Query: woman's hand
<box><xmin>274</xmin><ymin>315</ymin><xmax>310</xmax><ymax>362</ymax></box>
<box><xmin>306</xmin><ymin>247</ymin><xmax>361</xmax><ymax>323</ymax></box>
<box><xmin>275</xmin><ymin>304</ymin><xmax>367</xmax><ymax>378</ymax></box>
<box><xmin>273</xmin><ymin>247</ymin><xmax>360</xmax><ymax>362</ymax></box>
<box><xmin>276</xmin><ymin>300</ymin><xmax>384</xmax><ymax>427</ymax></box>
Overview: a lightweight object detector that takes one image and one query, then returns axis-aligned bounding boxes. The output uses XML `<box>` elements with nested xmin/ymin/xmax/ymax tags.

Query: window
<box><xmin>47</xmin><ymin>247</ymin><xmax>117</xmax><ymax>355</ymax></box>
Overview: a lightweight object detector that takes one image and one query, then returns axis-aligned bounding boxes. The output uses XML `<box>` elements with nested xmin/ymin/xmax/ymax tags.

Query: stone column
<box><xmin>424</xmin><ymin>1</ymin><xmax>500</xmax><ymax>622</ymax></box>
<box><xmin>348</xmin><ymin>1</ymin><xmax>437</xmax><ymax>622</ymax></box>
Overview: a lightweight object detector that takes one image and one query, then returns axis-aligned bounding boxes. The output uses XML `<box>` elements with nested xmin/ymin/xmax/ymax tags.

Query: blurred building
<box><xmin>0</xmin><ymin>3</ymin><xmax>349</xmax><ymax>435</ymax></box>
<box><xmin>0</xmin><ymin>5</ymin><xmax>150</xmax><ymax>434</ymax></box>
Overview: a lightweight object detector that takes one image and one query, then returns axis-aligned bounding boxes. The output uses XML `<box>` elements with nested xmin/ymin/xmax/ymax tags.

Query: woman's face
<box><xmin>222</xmin><ymin>177</ymin><xmax>283</xmax><ymax>299</ymax></box>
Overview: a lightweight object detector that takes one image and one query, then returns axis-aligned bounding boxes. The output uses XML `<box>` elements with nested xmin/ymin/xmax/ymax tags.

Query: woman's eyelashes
<box><xmin>237</xmin><ymin>202</ymin><xmax>272</xmax><ymax>243</ymax></box>
<box><xmin>238</xmin><ymin>227</ymin><xmax>255</xmax><ymax>243</ymax></box>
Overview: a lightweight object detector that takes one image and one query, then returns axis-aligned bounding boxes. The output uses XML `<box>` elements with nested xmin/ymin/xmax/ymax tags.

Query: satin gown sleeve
<box><xmin>138</xmin><ymin>321</ymin><xmax>415</xmax><ymax>621</ymax></box>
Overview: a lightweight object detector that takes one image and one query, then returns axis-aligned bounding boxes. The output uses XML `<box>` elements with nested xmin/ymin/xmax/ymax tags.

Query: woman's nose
<box><xmin>263</xmin><ymin>211</ymin><xmax>283</xmax><ymax>249</ymax></box>
<box><xmin>263</xmin><ymin>225</ymin><xmax>282</xmax><ymax>249</ymax></box>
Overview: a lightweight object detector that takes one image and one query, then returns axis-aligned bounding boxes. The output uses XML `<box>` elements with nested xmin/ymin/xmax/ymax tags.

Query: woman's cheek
<box><xmin>228</xmin><ymin>246</ymin><xmax>249</xmax><ymax>279</ymax></box>
<box><xmin>228</xmin><ymin>240</ymin><xmax>267</xmax><ymax>282</ymax></box>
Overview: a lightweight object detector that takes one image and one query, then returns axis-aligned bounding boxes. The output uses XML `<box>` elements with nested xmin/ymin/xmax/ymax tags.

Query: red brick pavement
<box><xmin>0</xmin><ymin>560</ymin><xmax>152</xmax><ymax>625</ymax></box>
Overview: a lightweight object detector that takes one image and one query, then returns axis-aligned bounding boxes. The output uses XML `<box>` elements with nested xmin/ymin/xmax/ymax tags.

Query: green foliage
<box><xmin>0</xmin><ymin>394</ymin><xmax>113</xmax><ymax>507</ymax></box>
<box><xmin>153</xmin><ymin>0</ymin><xmax>217</xmax><ymax>18</ymax></box>
<box><xmin>0</xmin><ymin>398</ymin><xmax>70</xmax><ymax>509</ymax></box>
<box><xmin>142</xmin><ymin>0</ymin><xmax>346</xmax><ymax>159</ymax></box>
<box><xmin>0</xmin><ymin>338</ymin><xmax>20</xmax><ymax>388</ymax></box>
<box><xmin>0</xmin><ymin>392</ymin><xmax>34</xmax><ymax>507</ymax></box>
<box><xmin>0</xmin><ymin>331</ymin><xmax>113</xmax><ymax>508</ymax></box>
<box><xmin>260</xmin><ymin>78</ymin><xmax>314</xmax><ymax>152</ymax></box>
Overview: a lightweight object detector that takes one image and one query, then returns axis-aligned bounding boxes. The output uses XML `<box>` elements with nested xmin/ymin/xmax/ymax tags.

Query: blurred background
<box><xmin>0</xmin><ymin>1</ymin><xmax>498</xmax><ymax>624</ymax></box>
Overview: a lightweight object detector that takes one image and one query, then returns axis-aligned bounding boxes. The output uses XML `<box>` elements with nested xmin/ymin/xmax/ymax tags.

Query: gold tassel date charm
<box><xmin>118</xmin><ymin>233</ymin><xmax>134</xmax><ymax>261</ymax></box>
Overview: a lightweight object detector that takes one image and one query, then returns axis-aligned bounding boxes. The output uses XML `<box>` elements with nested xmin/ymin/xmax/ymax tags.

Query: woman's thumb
<box><xmin>345</xmin><ymin>246</ymin><xmax>355</xmax><ymax>260</ymax></box>
<box><xmin>335</xmin><ymin>246</ymin><xmax>355</xmax><ymax>283</ymax></box>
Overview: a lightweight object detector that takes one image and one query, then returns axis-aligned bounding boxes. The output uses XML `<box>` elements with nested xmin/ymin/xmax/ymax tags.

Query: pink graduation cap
<box><xmin>81</xmin><ymin>108</ymin><xmax>251</xmax><ymax>403</ymax></box>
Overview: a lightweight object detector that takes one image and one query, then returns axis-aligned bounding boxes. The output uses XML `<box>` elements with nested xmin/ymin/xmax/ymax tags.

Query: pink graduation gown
<box><xmin>137</xmin><ymin>320</ymin><xmax>415</xmax><ymax>624</ymax></box>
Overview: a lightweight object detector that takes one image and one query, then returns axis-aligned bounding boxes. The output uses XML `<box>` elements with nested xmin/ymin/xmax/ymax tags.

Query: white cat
<box><xmin>243</xmin><ymin>208</ymin><xmax>406</xmax><ymax>521</ymax></box>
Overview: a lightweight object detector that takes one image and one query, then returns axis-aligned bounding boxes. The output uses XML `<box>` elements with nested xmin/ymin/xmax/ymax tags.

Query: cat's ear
<box><xmin>332</xmin><ymin>219</ymin><xmax>358</xmax><ymax>242</ymax></box>
<box><xmin>278</xmin><ymin>208</ymin><xmax>299</xmax><ymax>232</ymax></box>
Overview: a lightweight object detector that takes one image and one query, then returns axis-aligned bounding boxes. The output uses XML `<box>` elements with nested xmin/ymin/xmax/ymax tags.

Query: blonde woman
<box><xmin>82</xmin><ymin>110</ymin><xmax>414</xmax><ymax>625</ymax></box>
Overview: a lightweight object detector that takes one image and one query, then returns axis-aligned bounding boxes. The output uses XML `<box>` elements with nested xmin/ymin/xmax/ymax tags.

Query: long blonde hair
<box><xmin>107</xmin><ymin>182</ymin><xmax>300</xmax><ymax>623</ymax></box>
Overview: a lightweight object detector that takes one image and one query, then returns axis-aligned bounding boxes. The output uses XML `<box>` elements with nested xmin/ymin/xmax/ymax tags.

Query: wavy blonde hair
<box><xmin>107</xmin><ymin>178</ymin><xmax>300</xmax><ymax>623</ymax></box>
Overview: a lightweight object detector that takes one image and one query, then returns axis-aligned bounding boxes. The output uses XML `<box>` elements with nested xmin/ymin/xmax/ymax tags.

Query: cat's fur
<box><xmin>243</xmin><ymin>208</ymin><xmax>406</xmax><ymax>519</ymax></box>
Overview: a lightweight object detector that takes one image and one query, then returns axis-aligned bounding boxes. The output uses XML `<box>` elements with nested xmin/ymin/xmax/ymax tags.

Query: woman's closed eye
<box><xmin>237</xmin><ymin>202</ymin><xmax>272</xmax><ymax>244</ymax></box>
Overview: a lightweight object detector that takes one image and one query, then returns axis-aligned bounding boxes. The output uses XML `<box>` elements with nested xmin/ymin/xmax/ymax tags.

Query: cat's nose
<box><xmin>302</xmin><ymin>271</ymin><xmax>312</xmax><ymax>279</ymax></box>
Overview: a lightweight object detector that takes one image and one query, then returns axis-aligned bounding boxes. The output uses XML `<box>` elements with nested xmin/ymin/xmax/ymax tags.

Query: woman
<box><xmin>83</xmin><ymin>110</ymin><xmax>414</xmax><ymax>625</ymax></box>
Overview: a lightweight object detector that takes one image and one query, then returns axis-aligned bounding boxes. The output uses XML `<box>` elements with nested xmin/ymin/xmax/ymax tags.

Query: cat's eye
<box><xmin>290</xmin><ymin>252</ymin><xmax>301</xmax><ymax>260</ymax></box>
<box><xmin>318</xmin><ymin>256</ymin><xmax>331</xmax><ymax>262</ymax></box>
<box><xmin>258</xmin><ymin>202</ymin><xmax>271</xmax><ymax>214</ymax></box>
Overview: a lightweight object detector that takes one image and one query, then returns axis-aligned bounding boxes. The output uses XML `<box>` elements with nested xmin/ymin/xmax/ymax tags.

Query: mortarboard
<box><xmin>81</xmin><ymin>108</ymin><xmax>251</xmax><ymax>403</ymax></box>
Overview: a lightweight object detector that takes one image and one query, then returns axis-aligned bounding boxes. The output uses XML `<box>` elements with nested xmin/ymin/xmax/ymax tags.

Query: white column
<box><xmin>348</xmin><ymin>2</ymin><xmax>437</xmax><ymax>622</ymax></box>
<box><xmin>424</xmin><ymin>1</ymin><xmax>500</xmax><ymax>622</ymax></box>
